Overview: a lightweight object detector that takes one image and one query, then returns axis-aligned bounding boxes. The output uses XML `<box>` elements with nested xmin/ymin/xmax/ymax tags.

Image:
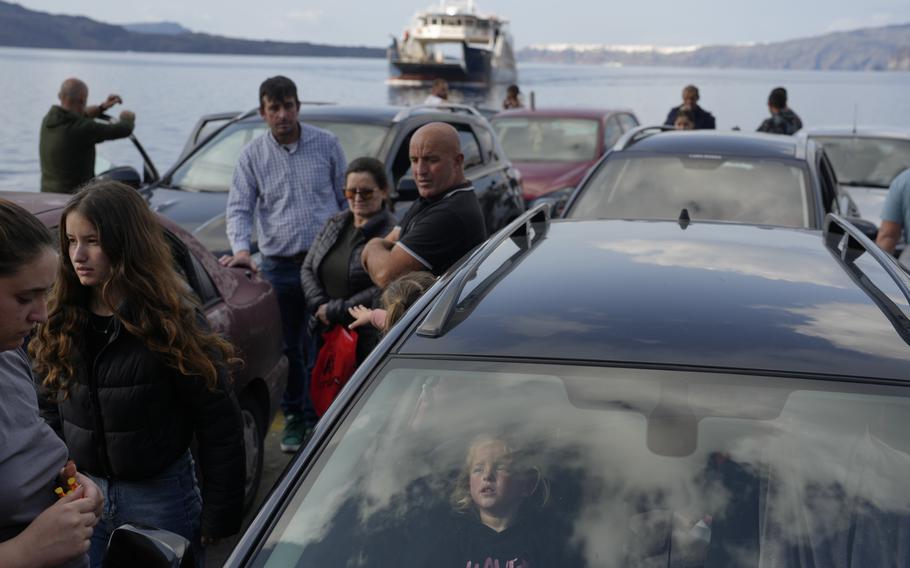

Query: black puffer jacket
<box><xmin>301</xmin><ymin>209</ymin><xmax>397</xmax><ymax>323</ymax></box>
<box><xmin>41</xmin><ymin>308</ymin><xmax>245</xmax><ymax>538</ymax></box>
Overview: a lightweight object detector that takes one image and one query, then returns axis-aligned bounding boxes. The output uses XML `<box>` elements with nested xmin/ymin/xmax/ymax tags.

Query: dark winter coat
<box><xmin>757</xmin><ymin>108</ymin><xmax>803</xmax><ymax>135</ymax></box>
<box><xmin>40</xmin><ymin>308</ymin><xmax>245</xmax><ymax>538</ymax></box>
<box><xmin>301</xmin><ymin>209</ymin><xmax>397</xmax><ymax>324</ymax></box>
<box><xmin>664</xmin><ymin>104</ymin><xmax>717</xmax><ymax>130</ymax></box>
<box><xmin>38</xmin><ymin>105</ymin><xmax>135</xmax><ymax>194</ymax></box>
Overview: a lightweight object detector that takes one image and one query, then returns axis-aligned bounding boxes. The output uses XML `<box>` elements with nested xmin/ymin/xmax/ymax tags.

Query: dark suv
<box><xmin>119</xmin><ymin>104</ymin><xmax>525</xmax><ymax>254</ymax></box>
<box><xmin>563</xmin><ymin>126</ymin><xmax>871</xmax><ymax>235</ymax></box>
<box><xmin>109</xmin><ymin>205</ymin><xmax>910</xmax><ymax>566</ymax></box>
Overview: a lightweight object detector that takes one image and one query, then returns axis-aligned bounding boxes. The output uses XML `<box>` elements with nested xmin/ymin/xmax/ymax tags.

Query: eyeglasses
<box><xmin>344</xmin><ymin>187</ymin><xmax>377</xmax><ymax>199</ymax></box>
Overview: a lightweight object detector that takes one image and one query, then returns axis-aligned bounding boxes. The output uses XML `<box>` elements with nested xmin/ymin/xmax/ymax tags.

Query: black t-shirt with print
<box><xmin>397</xmin><ymin>183</ymin><xmax>487</xmax><ymax>276</ymax></box>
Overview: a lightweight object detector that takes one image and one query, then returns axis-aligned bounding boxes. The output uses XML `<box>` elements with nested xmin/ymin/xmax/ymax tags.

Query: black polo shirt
<box><xmin>397</xmin><ymin>182</ymin><xmax>487</xmax><ymax>275</ymax></box>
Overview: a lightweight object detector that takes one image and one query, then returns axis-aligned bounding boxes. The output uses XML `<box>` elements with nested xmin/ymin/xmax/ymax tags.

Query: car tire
<box><xmin>239</xmin><ymin>394</ymin><xmax>266</xmax><ymax>512</ymax></box>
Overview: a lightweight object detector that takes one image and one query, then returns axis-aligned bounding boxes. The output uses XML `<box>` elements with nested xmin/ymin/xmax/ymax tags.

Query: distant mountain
<box><xmin>521</xmin><ymin>23</ymin><xmax>910</xmax><ymax>71</ymax></box>
<box><xmin>0</xmin><ymin>1</ymin><xmax>384</xmax><ymax>58</ymax></box>
<box><xmin>122</xmin><ymin>22</ymin><xmax>191</xmax><ymax>36</ymax></box>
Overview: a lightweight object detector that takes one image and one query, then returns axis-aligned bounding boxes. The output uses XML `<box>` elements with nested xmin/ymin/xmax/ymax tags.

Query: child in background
<box><xmin>348</xmin><ymin>271</ymin><xmax>436</xmax><ymax>333</ymax></box>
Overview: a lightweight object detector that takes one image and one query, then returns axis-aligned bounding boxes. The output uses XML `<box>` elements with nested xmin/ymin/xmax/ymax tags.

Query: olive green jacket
<box><xmin>38</xmin><ymin>106</ymin><xmax>135</xmax><ymax>194</ymax></box>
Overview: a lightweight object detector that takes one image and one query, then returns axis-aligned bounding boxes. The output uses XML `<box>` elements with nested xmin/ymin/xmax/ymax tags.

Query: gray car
<box><xmin>802</xmin><ymin>127</ymin><xmax>910</xmax><ymax>227</ymax></box>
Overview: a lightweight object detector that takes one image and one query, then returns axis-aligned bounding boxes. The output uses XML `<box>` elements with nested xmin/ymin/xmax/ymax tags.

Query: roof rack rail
<box><xmin>417</xmin><ymin>203</ymin><xmax>551</xmax><ymax>337</ymax></box>
<box><xmin>824</xmin><ymin>213</ymin><xmax>910</xmax><ymax>343</ymax></box>
<box><xmin>393</xmin><ymin>103</ymin><xmax>485</xmax><ymax>123</ymax></box>
<box><xmin>614</xmin><ymin>125</ymin><xmax>677</xmax><ymax>151</ymax></box>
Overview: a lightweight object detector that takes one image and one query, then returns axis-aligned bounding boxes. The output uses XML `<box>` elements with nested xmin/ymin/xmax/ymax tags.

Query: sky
<box><xmin>13</xmin><ymin>0</ymin><xmax>910</xmax><ymax>49</ymax></box>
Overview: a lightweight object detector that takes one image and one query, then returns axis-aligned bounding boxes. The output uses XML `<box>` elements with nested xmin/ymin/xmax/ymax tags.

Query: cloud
<box><xmin>286</xmin><ymin>9</ymin><xmax>323</xmax><ymax>24</ymax></box>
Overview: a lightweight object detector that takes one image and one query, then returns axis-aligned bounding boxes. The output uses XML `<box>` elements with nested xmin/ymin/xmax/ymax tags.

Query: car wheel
<box><xmin>239</xmin><ymin>394</ymin><xmax>266</xmax><ymax>512</ymax></box>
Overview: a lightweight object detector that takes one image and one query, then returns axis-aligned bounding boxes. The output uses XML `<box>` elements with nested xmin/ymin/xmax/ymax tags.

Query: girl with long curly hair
<box><xmin>30</xmin><ymin>181</ymin><xmax>244</xmax><ymax>567</ymax></box>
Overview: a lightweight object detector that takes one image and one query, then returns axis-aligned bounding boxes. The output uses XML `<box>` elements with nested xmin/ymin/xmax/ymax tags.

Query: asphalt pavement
<box><xmin>206</xmin><ymin>415</ymin><xmax>294</xmax><ymax>566</ymax></box>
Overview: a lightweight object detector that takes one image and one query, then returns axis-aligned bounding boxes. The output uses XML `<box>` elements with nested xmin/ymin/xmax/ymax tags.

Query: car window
<box><xmin>169</xmin><ymin>122</ymin><xmax>267</xmax><ymax>192</ymax></box>
<box><xmin>604</xmin><ymin>116</ymin><xmax>623</xmax><ymax>148</ymax></box>
<box><xmin>94</xmin><ymin>136</ymin><xmax>149</xmax><ymax>182</ymax></box>
<box><xmin>305</xmin><ymin>120</ymin><xmax>390</xmax><ymax>161</ymax></box>
<box><xmin>250</xmin><ymin>359</ymin><xmax>910</xmax><ymax>567</ymax></box>
<box><xmin>566</xmin><ymin>155</ymin><xmax>813</xmax><ymax>228</ymax></box>
<box><xmin>164</xmin><ymin>230</ymin><xmax>219</xmax><ymax>306</ymax></box>
<box><xmin>617</xmin><ymin>113</ymin><xmax>639</xmax><ymax>132</ymax></box>
<box><xmin>491</xmin><ymin>117</ymin><xmax>600</xmax><ymax>162</ymax></box>
<box><xmin>817</xmin><ymin>152</ymin><xmax>839</xmax><ymax>213</ymax></box>
<box><xmin>474</xmin><ymin>124</ymin><xmax>497</xmax><ymax>162</ymax></box>
<box><xmin>458</xmin><ymin>128</ymin><xmax>483</xmax><ymax>169</ymax></box>
<box><xmin>814</xmin><ymin>136</ymin><xmax>910</xmax><ymax>188</ymax></box>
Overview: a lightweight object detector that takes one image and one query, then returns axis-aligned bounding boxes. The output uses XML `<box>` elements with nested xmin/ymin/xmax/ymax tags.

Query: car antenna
<box><xmin>678</xmin><ymin>208</ymin><xmax>691</xmax><ymax>229</ymax></box>
<box><xmin>852</xmin><ymin>103</ymin><xmax>858</xmax><ymax>135</ymax></box>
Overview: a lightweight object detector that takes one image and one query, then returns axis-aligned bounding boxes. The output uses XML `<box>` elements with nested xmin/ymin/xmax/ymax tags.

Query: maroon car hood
<box><xmin>514</xmin><ymin>161</ymin><xmax>598</xmax><ymax>200</ymax></box>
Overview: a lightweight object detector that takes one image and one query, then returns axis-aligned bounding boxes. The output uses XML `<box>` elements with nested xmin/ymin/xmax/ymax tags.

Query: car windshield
<box><xmin>492</xmin><ymin>117</ymin><xmax>600</xmax><ymax>162</ymax></box>
<box><xmin>167</xmin><ymin>120</ymin><xmax>389</xmax><ymax>192</ymax></box>
<box><xmin>566</xmin><ymin>155</ymin><xmax>812</xmax><ymax>228</ymax></box>
<box><xmin>814</xmin><ymin>136</ymin><xmax>910</xmax><ymax>188</ymax></box>
<box><xmin>250</xmin><ymin>359</ymin><xmax>910</xmax><ymax>567</ymax></box>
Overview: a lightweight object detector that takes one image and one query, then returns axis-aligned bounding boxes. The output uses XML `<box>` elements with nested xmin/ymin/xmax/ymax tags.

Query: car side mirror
<box><xmin>95</xmin><ymin>166</ymin><xmax>142</xmax><ymax>190</ymax></box>
<box><xmin>104</xmin><ymin>523</ymin><xmax>195</xmax><ymax>568</ymax></box>
<box><xmin>395</xmin><ymin>177</ymin><xmax>419</xmax><ymax>202</ymax></box>
<box><xmin>846</xmin><ymin>217</ymin><xmax>878</xmax><ymax>242</ymax></box>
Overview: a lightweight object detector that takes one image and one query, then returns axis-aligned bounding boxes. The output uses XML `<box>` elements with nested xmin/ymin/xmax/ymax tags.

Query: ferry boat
<box><xmin>387</xmin><ymin>1</ymin><xmax>517</xmax><ymax>87</ymax></box>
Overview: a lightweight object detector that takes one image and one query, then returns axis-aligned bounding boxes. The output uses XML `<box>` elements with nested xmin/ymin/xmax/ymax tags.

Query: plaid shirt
<box><xmin>226</xmin><ymin>123</ymin><xmax>347</xmax><ymax>257</ymax></box>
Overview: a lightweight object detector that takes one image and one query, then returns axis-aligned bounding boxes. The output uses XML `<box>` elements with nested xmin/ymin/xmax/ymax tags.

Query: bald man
<box><xmin>39</xmin><ymin>78</ymin><xmax>135</xmax><ymax>193</ymax></box>
<box><xmin>362</xmin><ymin>122</ymin><xmax>486</xmax><ymax>287</ymax></box>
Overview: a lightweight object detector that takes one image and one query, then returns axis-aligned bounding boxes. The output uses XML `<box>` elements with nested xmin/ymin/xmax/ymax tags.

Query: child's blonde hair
<box><xmin>450</xmin><ymin>433</ymin><xmax>549</xmax><ymax>514</ymax></box>
<box><xmin>380</xmin><ymin>271</ymin><xmax>436</xmax><ymax>332</ymax></box>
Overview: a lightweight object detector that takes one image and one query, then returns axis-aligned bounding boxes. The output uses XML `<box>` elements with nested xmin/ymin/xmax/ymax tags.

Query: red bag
<box><xmin>310</xmin><ymin>325</ymin><xmax>358</xmax><ymax>416</ymax></box>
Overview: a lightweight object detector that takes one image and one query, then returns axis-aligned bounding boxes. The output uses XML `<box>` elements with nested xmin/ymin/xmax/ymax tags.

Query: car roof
<box><xmin>803</xmin><ymin>127</ymin><xmax>910</xmax><ymax>140</ymax></box>
<box><xmin>1</xmin><ymin>190</ymin><xmax>189</xmax><ymax>238</ymax></box>
<box><xmin>492</xmin><ymin>107</ymin><xmax>634</xmax><ymax>120</ymax></box>
<box><xmin>235</xmin><ymin>104</ymin><xmax>492</xmax><ymax>127</ymax></box>
<box><xmin>619</xmin><ymin>129</ymin><xmax>805</xmax><ymax>159</ymax></box>
<box><xmin>398</xmin><ymin>217</ymin><xmax>910</xmax><ymax>381</ymax></box>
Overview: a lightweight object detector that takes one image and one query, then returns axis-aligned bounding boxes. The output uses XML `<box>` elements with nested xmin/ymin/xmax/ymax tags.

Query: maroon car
<box><xmin>3</xmin><ymin>190</ymin><xmax>287</xmax><ymax>511</ymax></box>
<box><xmin>490</xmin><ymin>107</ymin><xmax>640</xmax><ymax>212</ymax></box>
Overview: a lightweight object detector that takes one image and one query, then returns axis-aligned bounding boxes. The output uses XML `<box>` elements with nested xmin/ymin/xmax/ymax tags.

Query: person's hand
<box><xmin>385</xmin><ymin>226</ymin><xmax>401</xmax><ymax>243</ymax></box>
<box><xmin>10</xmin><ymin>485</ymin><xmax>98</xmax><ymax>567</ymax></box>
<box><xmin>316</xmin><ymin>304</ymin><xmax>330</xmax><ymax>325</ymax></box>
<box><xmin>75</xmin><ymin>473</ymin><xmax>103</xmax><ymax>519</ymax></box>
<box><xmin>100</xmin><ymin>94</ymin><xmax>122</xmax><ymax>112</ymax></box>
<box><xmin>59</xmin><ymin>460</ymin><xmax>103</xmax><ymax>519</ymax></box>
<box><xmin>348</xmin><ymin>305</ymin><xmax>373</xmax><ymax>329</ymax></box>
<box><xmin>219</xmin><ymin>251</ymin><xmax>257</xmax><ymax>271</ymax></box>
<box><xmin>118</xmin><ymin>110</ymin><xmax>135</xmax><ymax>122</ymax></box>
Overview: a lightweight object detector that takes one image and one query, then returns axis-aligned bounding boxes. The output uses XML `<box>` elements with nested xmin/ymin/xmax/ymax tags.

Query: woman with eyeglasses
<box><xmin>301</xmin><ymin>157</ymin><xmax>397</xmax><ymax>364</ymax></box>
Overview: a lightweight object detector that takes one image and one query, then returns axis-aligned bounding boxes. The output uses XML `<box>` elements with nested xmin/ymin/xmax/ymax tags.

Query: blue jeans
<box><xmin>260</xmin><ymin>256</ymin><xmax>318</xmax><ymax>427</ymax></box>
<box><xmin>88</xmin><ymin>451</ymin><xmax>203</xmax><ymax>568</ymax></box>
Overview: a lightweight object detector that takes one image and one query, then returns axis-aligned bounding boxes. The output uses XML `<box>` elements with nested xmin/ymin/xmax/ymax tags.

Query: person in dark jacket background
<box><xmin>664</xmin><ymin>84</ymin><xmax>716</xmax><ymax>130</ymax></box>
<box><xmin>757</xmin><ymin>86</ymin><xmax>803</xmax><ymax>135</ymax></box>
<box><xmin>30</xmin><ymin>181</ymin><xmax>244</xmax><ymax>567</ymax></box>
<box><xmin>39</xmin><ymin>77</ymin><xmax>135</xmax><ymax>194</ymax></box>
<box><xmin>302</xmin><ymin>157</ymin><xmax>397</xmax><ymax>363</ymax></box>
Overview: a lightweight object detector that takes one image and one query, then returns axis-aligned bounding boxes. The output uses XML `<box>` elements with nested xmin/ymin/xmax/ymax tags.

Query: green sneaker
<box><xmin>280</xmin><ymin>414</ymin><xmax>306</xmax><ymax>453</ymax></box>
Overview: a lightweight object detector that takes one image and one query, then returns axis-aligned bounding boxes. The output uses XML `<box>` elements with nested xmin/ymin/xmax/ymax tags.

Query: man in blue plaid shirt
<box><xmin>221</xmin><ymin>75</ymin><xmax>347</xmax><ymax>453</ymax></box>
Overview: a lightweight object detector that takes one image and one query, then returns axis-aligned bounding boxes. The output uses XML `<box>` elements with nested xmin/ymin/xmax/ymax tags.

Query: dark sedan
<box><xmin>102</xmin><ymin>104</ymin><xmax>525</xmax><ymax>254</ymax></box>
<box><xmin>114</xmin><ymin>204</ymin><xmax>910</xmax><ymax>566</ymax></box>
<box><xmin>490</xmin><ymin>107</ymin><xmax>639</xmax><ymax>212</ymax></box>
<box><xmin>2</xmin><ymin>190</ymin><xmax>287</xmax><ymax>512</ymax></box>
